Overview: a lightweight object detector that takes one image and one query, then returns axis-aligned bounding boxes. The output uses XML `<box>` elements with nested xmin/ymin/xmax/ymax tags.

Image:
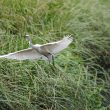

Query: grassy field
<box><xmin>0</xmin><ymin>0</ymin><xmax>110</xmax><ymax>110</ymax></box>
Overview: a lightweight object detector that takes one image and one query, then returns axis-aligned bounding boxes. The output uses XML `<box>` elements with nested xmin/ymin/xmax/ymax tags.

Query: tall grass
<box><xmin>0</xmin><ymin>0</ymin><xmax>110</xmax><ymax>110</ymax></box>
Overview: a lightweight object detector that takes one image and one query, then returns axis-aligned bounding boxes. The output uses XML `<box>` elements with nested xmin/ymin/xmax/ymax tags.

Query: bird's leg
<box><xmin>44</xmin><ymin>53</ymin><xmax>51</xmax><ymax>65</ymax></box>
<box><xmin>46</xmin><ymin>53</ymin><xmax>55</xmax><ymax>67</ymax></box>
<box><xmin>49</xmin><ymin>54</ymin><xmax>55</xmax><ymax>72</ymax></box>
<box><xmin>48</xmin><ymin>58</ymin><xmax>51</xmax><ymax>65</ymax></box>
<box><xmin>52</xmin><ymin>54</ymin><xmax>55</xmax><ymax>66</ymax></box>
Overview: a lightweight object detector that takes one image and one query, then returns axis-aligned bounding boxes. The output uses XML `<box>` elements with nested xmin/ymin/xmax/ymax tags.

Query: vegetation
<box><xmin>0</xmin><ymin>0</ymin><xmax>110</xmax><ymax>110</ymax></box>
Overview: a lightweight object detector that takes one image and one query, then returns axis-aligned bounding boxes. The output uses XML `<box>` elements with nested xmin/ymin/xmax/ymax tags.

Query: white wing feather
<box><xmin>0</xmin><ymin>35</ymin><xmax>73</xmax><ymax>61</ymax></box>
<box><xmin>40</xmin><ymin>35</ymin><xmax>73</xmax><ymax>54</ymax></box>
<box><xmin>0</xmin><ymin>48</ymin><xmax>42</xmax><ymax>60</ymax></box>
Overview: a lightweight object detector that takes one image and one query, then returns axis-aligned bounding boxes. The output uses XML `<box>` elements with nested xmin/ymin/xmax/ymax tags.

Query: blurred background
<box><xmin>0</xmin><ymin>0</ymin><xmax>110</xmax><ymax>110</ymax></box>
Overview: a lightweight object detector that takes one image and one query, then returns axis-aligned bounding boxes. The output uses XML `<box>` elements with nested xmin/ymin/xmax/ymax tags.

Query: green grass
<box><xmin>0</xmin><ymin>0</ymin><xmax>110</xmax><ymax>110</ymax></box>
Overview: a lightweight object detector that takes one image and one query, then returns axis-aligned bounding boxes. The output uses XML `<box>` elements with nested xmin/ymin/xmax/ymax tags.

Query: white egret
<box><xmin>0</xmin><ymin>35</ymin><xmax>73</xmax><ymax>65</ymax></box>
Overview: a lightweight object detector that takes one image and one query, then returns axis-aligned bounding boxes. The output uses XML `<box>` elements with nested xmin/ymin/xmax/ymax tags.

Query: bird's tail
<box><xmin>0</xmin><ymin>55</ymin><xmax>8</xmax><ymax>58</ymax></box>
<box><xmin>0</xmin><ymin>55</ymin><xmax>4</xmax><ymax>58</ymax></box>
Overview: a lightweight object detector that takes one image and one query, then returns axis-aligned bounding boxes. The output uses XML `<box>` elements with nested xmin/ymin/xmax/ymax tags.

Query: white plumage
<box><xmin>0</xmin><ymin>35</ymin><xmax>73</xmax><ymax>62</ymax></box>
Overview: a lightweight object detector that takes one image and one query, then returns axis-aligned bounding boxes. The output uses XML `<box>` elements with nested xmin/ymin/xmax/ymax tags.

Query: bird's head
<box><xmin>25</xmin><ymin>34</ymin><xmax>30</xmax><ymax>39</ymax></box>
<box><xmin>25</xmin><ymin>34</ymin><xmax>31</xmax><ymax>42</ymax></box>
<box><xmin>25</xmin><ymin>34</ymin><xmax>29</xmax><ymax>37</ymax></box>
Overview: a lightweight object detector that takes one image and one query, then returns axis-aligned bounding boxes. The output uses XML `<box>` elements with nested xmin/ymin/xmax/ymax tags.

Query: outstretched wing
<box><xmin>40</xmin><ymin>35</ymin><xmax>73</xmax><ymax>54</ymax></box>
<box><xmin>0</xmin><ymin>48</ymin><xmax>42</xmax><ymax>60</ymax></box>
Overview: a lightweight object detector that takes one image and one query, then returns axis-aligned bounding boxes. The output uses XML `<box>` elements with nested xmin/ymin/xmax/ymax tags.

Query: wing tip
<box><xmin>64</xmin><ymin>34</ymin><xmax>73</xmax><ymax>42</ymax></box>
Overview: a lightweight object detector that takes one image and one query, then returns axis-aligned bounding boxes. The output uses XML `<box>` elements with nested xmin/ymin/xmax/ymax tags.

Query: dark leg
<box><xmin>45</xmin><ymin>53</ymin><xmax>55</xmax><ymax>66</ymax></box>
<box><xmin>46</xmin><ymin>54</ymin><xmax>55</xmax><ymax>71</ymax></box>
<box><xmin>48</xmin><ymin>59</ymin><xmax>51</xmax><ymax>65</ymax></box>
<box><xmin>52</xmin><ymin>55</ymin><xmax>55</xmax><ymax>66</ymax></box>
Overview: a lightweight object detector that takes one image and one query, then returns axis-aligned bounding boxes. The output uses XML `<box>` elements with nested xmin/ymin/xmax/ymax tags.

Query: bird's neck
<box><xmin>29</xmin><ymin>41</ymin><xmax>33</xmax><ymax>47</ymax></box>
<box><xmin>27</xmin><ymin>36</ymin><xmax>33</xmax><ymax>47</ymax></box>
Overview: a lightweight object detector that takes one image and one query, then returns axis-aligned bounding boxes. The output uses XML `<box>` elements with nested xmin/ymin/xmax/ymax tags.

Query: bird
<box><xmin>0</xmin><ymin>35</ymin><xmax>73</xmax><ymax>65</ymax></box>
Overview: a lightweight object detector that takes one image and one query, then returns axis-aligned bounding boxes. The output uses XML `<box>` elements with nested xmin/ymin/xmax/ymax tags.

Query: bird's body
<box><xmin>0</xmin><ymin>35</ymin><xmax>73</xmax><ymax>64</ymax></box>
